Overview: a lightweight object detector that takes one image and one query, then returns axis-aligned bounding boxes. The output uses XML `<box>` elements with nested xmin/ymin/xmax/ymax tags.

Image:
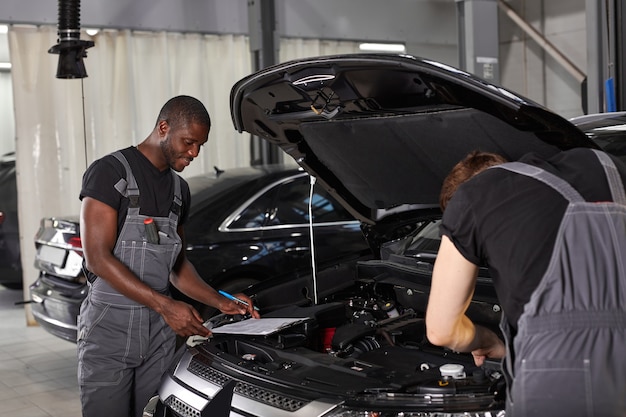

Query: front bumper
<box><xmin>152</xmin><ymin>347</ymin><xmax>340</xmax><ymax>417</ymax></box>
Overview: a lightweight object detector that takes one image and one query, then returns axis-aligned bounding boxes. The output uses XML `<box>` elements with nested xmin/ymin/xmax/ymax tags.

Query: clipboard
<box><xmin>210</xmin><ymin>317</ymin><xmax>309</xmax><ymax>336</ymax></box>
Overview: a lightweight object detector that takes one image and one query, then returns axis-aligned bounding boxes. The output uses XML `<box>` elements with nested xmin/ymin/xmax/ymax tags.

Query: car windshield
<box><xmin>405</xmin><ymin>219</ymin><xmax>442</xmax><ymax>255</ymax></box>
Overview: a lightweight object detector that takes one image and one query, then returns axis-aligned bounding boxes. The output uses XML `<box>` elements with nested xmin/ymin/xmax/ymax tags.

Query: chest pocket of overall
<box><xmin>110</xmin><ymin>152</ymin><xmax>182</xmax><ymax>295</ymax></box>
<box><xmin>115</xmin><ymin>215</ymin><xmax>181</xmax><ymax>293</ymax></box>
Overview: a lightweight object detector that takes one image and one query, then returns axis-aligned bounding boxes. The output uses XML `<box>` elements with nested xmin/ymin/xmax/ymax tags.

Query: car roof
<box><xmin>187</xmin><ymin>164</ymin><xmax>305</xmax><ymax>201</ymax></box>
<box><xmin>570</xmin><ymin>111</ymin><xmax>626</xmax><ymax>165</ymax></box>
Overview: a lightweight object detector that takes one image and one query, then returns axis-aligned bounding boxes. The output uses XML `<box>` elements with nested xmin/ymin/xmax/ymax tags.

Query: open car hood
<box><xmin>231</xmin><ymin>53</ymin><xmax>596</xmax><ymax>225</ymax></box>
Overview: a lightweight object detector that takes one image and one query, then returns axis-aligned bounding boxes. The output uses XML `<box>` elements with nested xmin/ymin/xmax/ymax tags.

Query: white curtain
<box><xmin>280</xmin><ymin>38</ymin><xmax>361</xmax><ymax>62</ymax></box>
<box><xmin>9</xmin><ymin>26</ymin><xmax>254</xmax><ymax>315</ymax></box>
<box><xmin>82</xmin><ymin>30</ymin><xmax>254</xmax><ymax>176</ymax></box>
<box><xmin>0</xmin><ymin>71</ymin><xmax>15</xmax><ymax>157</ymax></box>
<box><xmin>10</xmin><ymin>25</ymin><xmax>80</xmax><ymax>323</ymax></box>
<box><xmin>8</xmin><ymin>24</ymin><xmax>360</xmax><ymax>324</ymax></box>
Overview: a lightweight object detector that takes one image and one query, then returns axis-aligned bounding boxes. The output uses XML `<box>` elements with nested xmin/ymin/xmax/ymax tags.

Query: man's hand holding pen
<box><xmin>218</xmin><ymin>290</ymin><xmax>261</xmax><ymax>319</ymax></box>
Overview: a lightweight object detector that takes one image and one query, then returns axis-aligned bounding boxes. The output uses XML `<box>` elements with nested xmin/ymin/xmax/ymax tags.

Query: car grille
<box><xmin>163</xmin><ymin>395</ymin><xmax>200</xmax><ymax>417</ymax></box>
<box><xmin>188</xmin><ymin>356</ymin><xmax>307</xmax><ymax>412</ymax></box>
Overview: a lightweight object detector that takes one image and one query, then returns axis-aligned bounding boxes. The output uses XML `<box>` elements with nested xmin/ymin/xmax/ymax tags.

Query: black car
<box><xmin>29</xmin><ymin>164</ymin><xmax>369</xmax><ymax>342</ymax></box>
<box><xmin>570</xmin><ymin>111</ymin><xmax>626</xmax><ymax>165</ymax></box>
<box><xmin>148</xmin><ymin>54</ymin><xmax>610</xmax><ymax>417</ymax></box>
<box><xmin>0</xmin><ymin>151</ymin><xmax>21</xmax><ymax>289</ymax></box>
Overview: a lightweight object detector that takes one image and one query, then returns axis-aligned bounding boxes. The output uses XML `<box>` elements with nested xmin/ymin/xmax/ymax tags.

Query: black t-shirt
<box><xmin>79</xmin><ymin>146</ymin><xmax>191</xmax><ymax>236</ymax></box>
<box><xmin>441</xmin><ymin>148</ymin><xmax>626</xmax><ymax>332</ymax></box>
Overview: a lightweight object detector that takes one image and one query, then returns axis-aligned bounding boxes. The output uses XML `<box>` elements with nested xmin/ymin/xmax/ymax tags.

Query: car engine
<box><xmin>170</xmin><ymin>267</ymin><xmax>506</xmax><ymax>417</ymax></box>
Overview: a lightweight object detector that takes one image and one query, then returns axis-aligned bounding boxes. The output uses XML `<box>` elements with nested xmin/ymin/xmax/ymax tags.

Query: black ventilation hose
<box><xmin>48</xmin><ymin>0</ymin><xmax>95</xmax><ymax>79</ymax></box>
<box><xmin>57</xmin><ymin>0</ymin><xmax>82</xmax><ymax>42</ymax></box>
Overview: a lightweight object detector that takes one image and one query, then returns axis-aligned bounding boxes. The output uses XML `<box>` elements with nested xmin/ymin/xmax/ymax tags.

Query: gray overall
<box><xmin>496</xmin><ymin>149</ymin><xmax>626</xmax><ymax>416</ymax></box>
<box><xmin>78</xmin><ymin>151</ymin><xmax>182</xmax><ymax>417</ymax></box>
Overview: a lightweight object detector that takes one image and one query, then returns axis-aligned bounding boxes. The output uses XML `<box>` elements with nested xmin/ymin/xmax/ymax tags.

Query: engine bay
<box><xmin>191</xmin><ymin>271</ymin><xmax>506</xmax><ymax>410</ymax></box>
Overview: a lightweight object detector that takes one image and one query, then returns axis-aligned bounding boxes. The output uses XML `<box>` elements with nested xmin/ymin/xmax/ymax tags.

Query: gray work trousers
<box><xmin>77</xmin><ymin>297</ymin><xmax>175</xmax><ymax>417</ymax></box>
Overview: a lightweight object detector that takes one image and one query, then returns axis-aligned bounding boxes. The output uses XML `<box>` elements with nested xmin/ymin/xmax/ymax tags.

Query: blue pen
<box><xmin>219</xmin><ymin>290</ymin><xmax>260</xmax><ymax>311</ymax></box>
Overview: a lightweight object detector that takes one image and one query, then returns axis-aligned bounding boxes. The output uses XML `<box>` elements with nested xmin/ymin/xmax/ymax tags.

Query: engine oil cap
<box><xmin>439</xmin><ymin>364</ymin><xmax>466</xmax><ymax>379</ymax></box>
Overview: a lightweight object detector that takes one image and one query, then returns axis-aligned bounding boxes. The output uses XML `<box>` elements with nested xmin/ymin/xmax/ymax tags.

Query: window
<box><xmin>229</xmin><ymin>187</ymin><xmax>277</xmax><ymax>229</ymax></box>
<box><xmin>229</xmin><ymin>175</ymin><xmax>354</xmax><ymax>229</ymax></box>
<box><xmin>269</xmin><ymin>176</ymin><xmax>354</xmax><ymax>225</ymax></box>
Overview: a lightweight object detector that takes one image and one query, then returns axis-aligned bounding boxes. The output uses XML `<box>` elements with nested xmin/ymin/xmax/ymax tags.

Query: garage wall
<box><xmin>499</xmin><ymin>0</ymin><xmax>587</xmax><ymax>118</ymax></box>
<box><xmin>276</xmin><ymin>0</ymin><xmax>458</xmax><ymax>64</ymax></box>
<box><xmin>0</xmin><ymin>0</ymin><xmax>589</xmax><ymax>130</ymax></box>
<box><xmin>0</xmin><ymin>0</ymin><xmax>249</xmax><ymax>34</ymax></box>
<box><xmin>0</xmin><ymin>0</ymin><xmax>460</xmax><ymax>158</ymax></box>
<box><xmin>1</xmin><ymin>0</ymin><xmax>457</xmax><ymax>51</ymax></box>
<box><xmin>0</xmin><ymin>32</ymin><xmax>14</xmax><ymax>157</ymax></box>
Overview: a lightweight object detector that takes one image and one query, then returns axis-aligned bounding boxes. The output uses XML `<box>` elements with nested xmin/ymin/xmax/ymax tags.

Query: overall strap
<box><xmin>493</xmin><ymin>162</ymin><xmax>584</xmax><ymax>203</ymax></box>
<box><xmin>591</xmin><ymin>149</ymin><xmax>626</xmax><ymax>205</ymax></box>
<box><xmin>169</xmin><ymin>171</ymin><xmax>182</xmax><ymax>222</ymax></box>
<box><xmin>111</xmin><ymin>151</ymin><xmax>141</xmax><ymax>214</ymax></box>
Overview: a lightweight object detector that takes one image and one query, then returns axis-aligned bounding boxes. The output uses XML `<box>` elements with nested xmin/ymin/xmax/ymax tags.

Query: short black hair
<box><xmin>156</xmin><ymin>95</ymin><xmax>211</xmax><ymax>130</ymax></box>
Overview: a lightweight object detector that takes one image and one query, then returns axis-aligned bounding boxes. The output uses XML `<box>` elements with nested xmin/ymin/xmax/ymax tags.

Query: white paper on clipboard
<box><xmin>210</xmin><ymin>318</ymin><xmax>308</xmax><ymax>336</ymax></box>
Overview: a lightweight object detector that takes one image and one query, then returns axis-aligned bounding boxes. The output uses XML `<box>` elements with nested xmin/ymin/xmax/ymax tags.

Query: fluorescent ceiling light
<box><xmin>0</xmin><ymin>62</ymin><xmax>11</xmax><ymax>70</ymax></box>
<box><xmin>359</xmin><ymin>42</ymin><xmax>406</xmax><ymax>53</ymax></box>
<box><xmin>85</xmin><ymin>28</ymin><xmax>99</xmax><ymax>36</ymax></box>
<box><xmin>0</xmin><ymin>25</ymin><xmax>8</xmax><ymax>34</ymax></box>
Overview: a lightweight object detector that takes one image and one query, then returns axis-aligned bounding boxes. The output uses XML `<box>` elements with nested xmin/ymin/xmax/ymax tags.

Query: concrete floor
<box><xmin>0</xmin><ymin>286</ymin><xmax>81</xmax><ymax>417</ymax></box>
